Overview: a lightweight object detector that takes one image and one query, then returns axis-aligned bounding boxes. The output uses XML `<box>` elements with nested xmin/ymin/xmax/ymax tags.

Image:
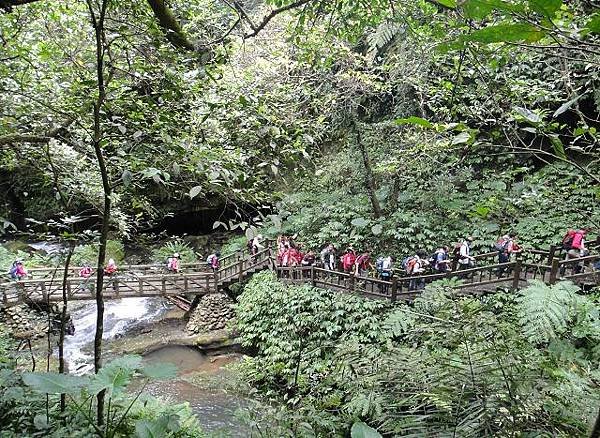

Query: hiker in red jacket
<box><xmin>341</xmin><ymin>247</ymin><xmax>356</xmax><ymax>273</ymax></box>
<box><xmin>564</xmin><ymin>228</ymin><xmax>590</xmax><ymax>259</ymax></box>
<box><xmin>354</xmin><ymin>250</ymin><xmax>372</xmax><ymax>277</ymax></box>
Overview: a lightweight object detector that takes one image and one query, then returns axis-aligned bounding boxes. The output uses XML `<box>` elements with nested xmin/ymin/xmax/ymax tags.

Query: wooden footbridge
<box><xmin>1</xmin><ymin>242</ymin><xmax>598</xmax><ymax>307</ymax></box>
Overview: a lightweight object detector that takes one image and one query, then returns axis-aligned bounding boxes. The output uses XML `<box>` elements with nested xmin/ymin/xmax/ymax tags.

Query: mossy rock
<box><xmin>194</xmin><ymin>329</ymin><xmax>240</xmax><ymax>351</ymax></box>
<box><xmin>3</xmin><ymin>240</ymin><xmax>30</xmax><ymax>253</ymax></box>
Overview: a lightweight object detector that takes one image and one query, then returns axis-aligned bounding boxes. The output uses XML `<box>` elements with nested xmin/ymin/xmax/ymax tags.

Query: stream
<box><xmin>62</xmin><ymin>299</ymin><xmax>251</xmax><ymax>435</ymax></box>
<box><xmin>63</xmin><ymin>297</ymin><xmax>168</xmax><ymax>374</ymax></box>
<box><xmin>4</xmin><ymin>239</ymin><xmax>255</xmax><ymax>435</ymax></box>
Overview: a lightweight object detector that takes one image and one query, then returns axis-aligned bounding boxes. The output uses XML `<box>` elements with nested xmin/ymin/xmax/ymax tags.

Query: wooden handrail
<box><xmin>557</xmin><ymin>254</ymin><xmax>599</xmax><ymax>266</ymax></box>
<box><xmin>2</xmin><ymin>239</ymin><xmax>597</xmax><ymax>306</ymax></box>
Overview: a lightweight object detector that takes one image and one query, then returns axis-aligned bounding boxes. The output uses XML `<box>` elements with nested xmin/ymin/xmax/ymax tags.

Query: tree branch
<box><xmin>244</xmin><ymin>0</ymin><xmax>313</xmax><ymax>38</ymax></box>
<box><xmin>145</xmin><ymin>0</ymin><xmax>196</xmax><ymax>51</ymax></box>
<box><xmin>0</xmin><ymin>134</ymin><xmax>52</xmax><ymax>145</ymax></box>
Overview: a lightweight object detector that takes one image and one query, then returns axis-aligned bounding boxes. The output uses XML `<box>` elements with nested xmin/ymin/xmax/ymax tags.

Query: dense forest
<box><xmin>1</xmin><ymin>0</ymin><xmax>599</xmax><ymax>436</ymax></box>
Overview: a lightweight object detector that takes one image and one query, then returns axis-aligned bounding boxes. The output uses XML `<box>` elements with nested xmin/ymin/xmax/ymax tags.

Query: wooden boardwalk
<box><xmin>1</xmin><ymin>243</ymin><xmax>598</xmax><ymax>306</ymax></box>
<box><xmin>0</xmin><ymin>247</ymin><xmax>273</xmax><ymax>306</ymax></box>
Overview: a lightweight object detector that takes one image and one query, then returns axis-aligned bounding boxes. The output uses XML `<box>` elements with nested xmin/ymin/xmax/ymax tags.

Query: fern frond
<box><xmin>366</xmin><ymin>21</ymin><xmax>402</xmax><ymax>61</ymax></box>
<box><xmin>516</xmin><ymin>280</ymin><xmax>579</xmax><ymax>343</ymax></box>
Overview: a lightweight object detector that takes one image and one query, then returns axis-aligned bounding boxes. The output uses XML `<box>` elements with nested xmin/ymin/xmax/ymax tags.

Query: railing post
<box><xmin>213</xmin><ymin>272</ymin><xmax>218</xmax><ymax>292</ymax></box>
<box><xmin>547</xmin><ymin>245</ymin><xmax>557</xmax><ymax>264</ymax></box>
<box><xmin>310</xmin><ymin>266</ymin><xmax>316</xmax><ymax>287</ymax></box>
<box><xmin>549</xmin><ymin>258</ymin><xmax>560</xmax><ymax>284</ymax></box>
<box><xmin>512</xmin><ymin>259</ymin><xmax>522</xmax><ymax>290</ymax></box>
<box><xmin>238</xmin><ymin>259</ymin><xmax>244</xmax><ymax>281</ymax></box>
<box><xmin>348</xmin><ymin>273</ymin><xmax>355</xmax><ymax>292</ymax></box>
<box><xmin>391</xmin><ymin>277</ymin><xmax>398</xmax><ymax>302</ymax></box>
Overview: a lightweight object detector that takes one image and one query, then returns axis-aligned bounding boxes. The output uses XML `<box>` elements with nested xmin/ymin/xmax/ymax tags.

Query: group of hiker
<box><xmin>5</xmin><ymin>228</ymin><xmax>597</xmax><ymax>283</ymax></box>
<box><xmin>272</xmin><ymin>228</ymin><xmax>597</xmax><ymax>284</ymax></box>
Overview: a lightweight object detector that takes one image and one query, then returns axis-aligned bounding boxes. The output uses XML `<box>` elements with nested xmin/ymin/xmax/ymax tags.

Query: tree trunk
<box><xmin>388</xmin><ymin>173</ymin><xmax>402</xmax><ymax>213</ymax></box>
<box><xmin>590</xmin><ymin>407</ymin><xmax>600</xmax><ymax>438</ymax></box>
<box><xmin>59</xmin><ymin>246</ymin><xmax>73</xmax><ymax>414</ymax></box>
<box><xmin>354</xmin><ymin>122</ymin><xmax>382</xmax><ymax>218</ymax></box>
<box><xmin>86</xmin><ymin>0</ymin><xmax>111</xmax><ymax>427</ymax></box>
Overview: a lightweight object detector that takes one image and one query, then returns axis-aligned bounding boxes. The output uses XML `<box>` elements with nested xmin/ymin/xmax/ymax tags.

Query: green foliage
<box><xmin>71</xmin><ymin>240</ymin><xmax>125</xmax><ymax>266</ymax></box>
<box><xmin>351</xmin><ymin>421</ymin><xmax>382</xmax><ymax>438</ymax></box>
<box><xmin>516</xmin><ymin>280</ymin><xmax>582</xmax><ymax>343</ymax></box>
<box><xmin>236</xmin><ymin>271</ymin><xmax>391</xmax><ymax>390</ymax></box>
<box><xmin>219</xmin><ymin>235</ymin><xmax>248</xmax><ymax>256</ymax></box>
<box><xmin>236</xmin><ymin>276</ymin><xmax>600</xmax><ymax>436</ymax></box>
<box><xmin>2</xmin><ymin>354</ymin><xmax>201</xmax><ymax>437</ymax></box>
<box><xmin>151</xmin><ymin>239</ymin><xmax>197</xmax><ymax>264</ymax></box>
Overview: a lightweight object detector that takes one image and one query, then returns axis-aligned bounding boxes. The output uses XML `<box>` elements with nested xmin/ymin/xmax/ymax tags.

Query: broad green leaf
<box><xmin>586</xmin><ymin>14</ymin><xmax>600</xmax><ymax>34</ymax></box>
<box><xmin>514</xmin><ymin>106</ymin><xmax>542</xmax><ymax>124</ymax></box>
<box><xmin>122</xmin><ymin>170</ymin><xmax>133</xmax><ymax>187</ymax></box>
<box><xmin>189</xmin><ymin>185</ymin><xmax>202</xmax><ymax>199</ymax></box>
<box><xmin>33</xmin><ymin>414</ymin><xmax>49</xmax><ymax>430</ymax></box>
<box><xmin>451</xmin><ymin>131</ymin><xmax>471</xmax><ymax>145</ymax></box>
<box><xmin>135</xmin><ymin>419</ymin><xmax>168</xmax><ymax>438</ymax></box>
<box><xmin>269</xmin><ymin>214</ymin><xmax>282</xmax><ymax>231</ymax></box>
<box><xmin>435</xmin><ymin>0</ymin><xmax>456</xmax><ymax>8</ymax></box>
<box><xmin>465</xmin><ymin>24</ymin><xmax>544</xmax><ymax>44</ymax></box>
<box><xmin>463</xmin><ymin>0</ymin><xmax>523</xmax><ymax>18</ymax></box>
<box><xmin>351</xmin><ymin>421</ymin><xmax>382</xmax><ymax>438</ymax></box>
<box><xmin>528</xmin><ymin>0</ymin><xmax>562</xmax><ymax>17</ymax></box>
<box><xmin>351</xmin><ymin>217</ymin><xmax>369</xmax><ymax>227</ymax></box>
<box><xmin>22</xmin><ymin>372</ymin><xmax>88</xmax><ymax>395</ymax></box>
<box><xmin>371</xmin><ymin>224</ymin><xmax>383</xmax><ymax>235</ymax></box>
<box><xmin>89</xmin><ymin>355</ymin><xmax>142</xmax><ymax>396</ymax></box>
<box><xmin>463</xmin><ymin>0</ymin><xmax>494</xmax><ymax>19</ymax></box>
<box><xmin>141</xmin><ymin>362</ymin><xmax>178</xmax><ymax>379</ymax></box>
<box><xmin>213</xmin><ymin>221</ymin><xmax>226</xmax><ymax>230</ymax></box>
<box><xmin>553</xmin><ymin>95</ymin><xmax>581</xmax><ymax>117</ymax></box>
<box><xmin>395</xmin><ymin>116</ymin><xmax>433</xmax><ymax>128</ymax></box>
<box><xmin>551</xmin><ymin>136</ymin><xmax>566</xmax><ymax>159</ymax></box>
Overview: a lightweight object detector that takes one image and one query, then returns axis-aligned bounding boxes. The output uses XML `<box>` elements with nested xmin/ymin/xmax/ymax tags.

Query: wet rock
<box><xmin>186</xmin><ymin>293</ymin><xmax>235</xmax><ymax>334</ymax></box>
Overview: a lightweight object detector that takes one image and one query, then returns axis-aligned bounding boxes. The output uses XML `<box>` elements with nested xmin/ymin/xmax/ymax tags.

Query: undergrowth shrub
<box><xmin>236</xmin><ymin>274</ymin><xmax>600</xmax><ymax>436</ymax></box>
<box><xmin>71</xmin><ymin>240</ymin><xmax>125</xmax><ymax>266</ymax></box>
<box><xmin>151</xmin><ymin>239</ymin><xmax>196</xmax><ymax>264</ymax></box>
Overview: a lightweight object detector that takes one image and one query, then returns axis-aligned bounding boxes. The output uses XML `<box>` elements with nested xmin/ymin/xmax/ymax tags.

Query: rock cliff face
<box><xmin>186</xmin><ymin>293</ymin><xmax>235</xmax><ymax>334</ymax></box>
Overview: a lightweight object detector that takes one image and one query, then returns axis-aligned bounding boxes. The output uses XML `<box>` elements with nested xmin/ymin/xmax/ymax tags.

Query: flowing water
<box><xmin>4</xmin><ymin>239</ymin><xmax>253</xmax><ymax>434</ymax></box>
<box><xmin>142</xmin><ymin>346</ymin><xmax>251</xmax><ymax>436</ymax></box>
<box><xmin>63</xmin><ymin>300</ymin><xmax>251</xmax><ymax>434</ymax></box>
<box><xmin>63</xmin><ymin>297</ymin><xmax>169</xmax><ymax>374</ymax></box>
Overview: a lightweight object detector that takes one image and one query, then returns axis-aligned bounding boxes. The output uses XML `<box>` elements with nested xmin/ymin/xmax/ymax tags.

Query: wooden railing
<box><xmin>2</xmin><ymin>240</ymin><xmax>597</xmax><ymax>306</ymax></box>
<box><xmin>1</xmin><ymin>272</ymin><xmax>215</xmax><ymax>305</ymax></box>
<box><xmin>23</xmin><ymin>262</ymin><xmax>212</xmax><ymax>280</ymax></box>
<box><xmin>217</xmin><ymin>246</ymin><xmax>273</xmax><ymax>284</ymax></box>
<box><xmin>276</xmin><ymin>251</ymin><xmax>599</xmax><ymax>302</ymax></box>
<box><xmin>0</xmin><ymin>243</ymin><xmax>276</xmax><ymax>305</ymax></box>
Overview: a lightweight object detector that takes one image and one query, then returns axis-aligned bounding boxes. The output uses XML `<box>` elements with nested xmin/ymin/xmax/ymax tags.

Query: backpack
<box><xmin>206</xmin><ymin>254</ymin><xmax>214</xmax><ymax>265</ymax></box>
<box><xmin>342</xmin><ymin>252</ymin><xmax>356</xmax><ymax>267</ymax></box>
<box><xmin>452</xmin><ymin>243</ymin><xmax>461</xmax><ymax>259</ymax></box>
<box><xmin>375</xmin><ymin>257</ymin><xmax>384</xmax><ymax>272</ymax></box>
<box><xmin>405</xmin><ymin>257</ymin><xmax>418</xmax><ymax>275</ymax></box>
<box><xmin>562</xmin><ymin>230</ymin><xmax>576</xmax><ymax>250</ymax></box>
<box><xmin>428</xmin><ymin>252</ymin><xmax>437</xmax><ymax>266</ymax></box>
<box><xmin>494</xmin><ymin>238</ymin><xmax>509</xmax><ymax>253</ymax></box>
<box><xmin>571</xmin><ymin>231</ymin><xmax>584</xmax><ymax>250</ymax></box>
<box><xmin>9</xmin><ymin>264</ymin><xmax>18</xmax><ymax>279</ymax></box>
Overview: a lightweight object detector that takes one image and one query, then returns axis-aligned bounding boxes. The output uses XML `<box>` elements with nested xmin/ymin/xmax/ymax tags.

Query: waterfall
<box><xmin>63</xmin><ymin>297</ymin><xmax>169</xmax><ymax>374</ymax></box>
